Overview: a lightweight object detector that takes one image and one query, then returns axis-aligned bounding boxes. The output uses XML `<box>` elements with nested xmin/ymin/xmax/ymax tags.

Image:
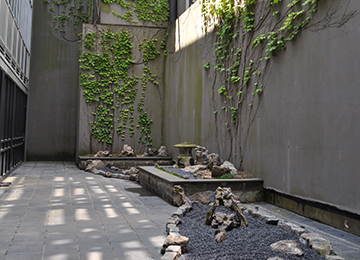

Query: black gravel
<box><xmin>178</xmin><ymin>203</ymin><xmax>325</xmax><ymax>260</ymax></box>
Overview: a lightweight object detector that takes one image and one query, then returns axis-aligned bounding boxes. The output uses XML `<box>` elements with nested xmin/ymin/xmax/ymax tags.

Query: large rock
<box><xmin>207</xmin><ymin>153</ymin><xmax>222</xmax><ymax>170</ymax></box>
<box><xmin>191</xmin><ymin>191</ymin><xmax>214</xmax><ymax>205</ymax></box>
<box><xmin>158</xmin><ymin>146</ymin><xmax>169</xmax><ymax>157</ymax></box>
<box><xmin>161</xmin><ymin>234</ymin><xmax>189</xmax><ymax>254</ymax></box>
<box><xmin>220</xmin><ymin>161</ymin><xmax>238</xmax><ymax>174</ymax></box>
<box><xmin>270</xmin><ymin>240</ymin><xmax>304</xmax><ymax>256</ymax></box>
<box><xmin>93</xmin><ymin>150</ymin><xmax>110</xmax><ymax>157</ymax></box>
<box><xmin>300</xmin><ymin>233</ymin><xmax>335</xmax><ymax>256</ymax></box>
<box><xmin>144</xmin><ymin>148</ymin><xmax>158</xmax><ymax>156</ymax></box>
<box><xmin>214</xmin><ymin>228</ymin><xmax>227</xmax><ymax>243</ymax></box>
<box><xmin>211</xmin><ymin>165</ymin><xmax>230</xmax><ymax>178</ymax></box>
<box><xmin>215</xmin><ymin>187</ymin><xmax>233</xmax><ymax>203</ymax></box>
<box><xmin>183</xmin><ymin>165</ymin><xmax>207</xmax><ymax>174</ymax></box>
<box><xmin>121</xmin><ymin>144</ymin><xmax>134</xmax><ymax>157</ymax></box>
<box><xmin>173</xmin><ymin>185</ymin><xmax>192</xmax><ymax>207</ymax></box>
<box><xmin>194</xmin><ymin>146</ymin><xmax>209</xmax><ymax>165</ymax></box>
<box><xmin>85</xmin><ymin>160</ymin><xmax>105</xmax><ymax>172</ymax></box>
<box><xmin>129</xmin><ymin>167</ymin><xmax>139</xmax><ymax>182</ymax></box>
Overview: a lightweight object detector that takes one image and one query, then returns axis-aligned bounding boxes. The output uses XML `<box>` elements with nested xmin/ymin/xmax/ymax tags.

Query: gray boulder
<box><xmin>270</xmin><ymin>240</ymin><xmax>304</xmax><ymax>256</ymax></box>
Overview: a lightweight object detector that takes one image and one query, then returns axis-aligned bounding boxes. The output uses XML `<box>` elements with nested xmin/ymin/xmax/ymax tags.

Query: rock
<box><xmin>194</xmin><ymin>146</ymin><xmax>209</xmax><ymax>165</ymax></box>
<box><xmin>270</xmin><ymin>240</ymin><xmax>304</xmax><ymax>256</ymax></box>
<box><xmin>231</xmin><ymin>199</ymin><xmax>248</xmax><ymax>227</ymax></box>
<box><xmin>214</xmin><ymin>228</ymin><xmax>227</xmax><ymax>243</ymax></box>
<box><xmin>215</xmin><ymin>187</ymin><xmax>233</xmax><ymax>204</ymax></box>
<box><xmin>93</xmin><ymin>150</ymin><xmax>111</xmax><ymax>157</ymax></box>
<box><xmin>278</xmin><ymin>221</ymin><xmax>306</xmax><ymax>236</ymax></box>
<box><xmin>85</xmin><ymin>160</ymin><xmax>105</xmax><ymax>172</ymax></box>
<box><xmin>167</xmin><ymin>216</ymin><xmax>182</xmax><ymax>225</ymax></box>
<box><xmin>110</xmin><ymin>166</ymin><xmax>121</xmax><ymax>171</ymax></box>
<box><xmin>300</xmin><ymin>233</ymin><xmax>335</xmax><ymax>256</ymax></box>
<box><xmin>191</xmin><ymin>191</ymin><xmax>214</xmax><ymax>205</ymax></box>
<box><xmin>105</xmin><ymin>172</ymin><xmax>112</xmax><ymax>178</ymax></box>
<box><xmin>220</xmin><ymin>161</ymin><xmax>238</xmax><ymax>174</ymax></box>
<box><xmin>207</xmin><ymin>153</ymin><xmax>222</xmax><ymax>170</ymax></box>
<box><xmin>205</xmin><ymin>204</ymin><xmax>217</xmax><ymax>225</ymax></box>
<box><xmin>183</xmin><ymin>165</ymin><xmax>207</xmax><ymax>173</ymax></box>
<box><xmin>164</xmin><ymin>245</ymin><xmax>182</xmax><ymax>259</ymax></box>
<box><xmin>161</xmin><ymin>234</ymin><xmax>189</xmax><ymax>254</ymax></box>
<box><xmin>172</xmin><ymin>185</ymin><xmax>192</xmax><ymax>207</ymax></box>
<box><xmin>267</xmin><ymin>257</ymin><xmax>284</xmax><ymax>260</ymax></box>
<box><xmin>212</xmin><ymin>212</ymin><xmax>237</xmax><ymax>231</ymax></box>
<box><xmin>144</xmin><ymin>148</ymin><xmax>158</xmax><ymax>156</ymax></box>
<box><xmin>211</xmin><ymin>165</ymin><xmax>230</xmax><ymax>178</ymax></box>
<box><xmin>158</xmin><ymin>146</ymin><xmax>169</xmax><ymax>157</ymax></box>
<box><xmin>161</xmin><ymin>251</ymin><xmax>180</xmax><ymax>260</ymax></box>
<box><xmin>166</xmin><ymin>223</ymin><xmax>179</xmax><ymax>235</ymax></box>
<box><xmin>121</xmin><ymin>144</ymin><xmax>134</xmax><ymax>157</ymax></box>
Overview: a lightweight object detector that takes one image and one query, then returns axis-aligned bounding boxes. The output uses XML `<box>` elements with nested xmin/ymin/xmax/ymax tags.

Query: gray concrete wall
<box><xmin>78</xmin><ymin>7</ymin><xmax>168</xmax><ymax>155</ymax></box>
<box><xmin>163</xmin><ymin>0</ymin><xmax>360</xmax><ymax>215</ymax></box>
<box><xmin>27</xmin><ymin>1</ymin><xmax>87</xmax><ymax>160</ymax></box>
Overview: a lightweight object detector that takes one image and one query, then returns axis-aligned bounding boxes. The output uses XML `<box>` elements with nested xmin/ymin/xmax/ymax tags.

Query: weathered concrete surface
<box><xmin>27</xmin><ymin>1</ymin><xmax>83</xmax><ymax>160</ymax></box>
<box><xmin>162</xmin><ymin>0</ymin><xmax>360</xmax><ymax>227</ymax></box>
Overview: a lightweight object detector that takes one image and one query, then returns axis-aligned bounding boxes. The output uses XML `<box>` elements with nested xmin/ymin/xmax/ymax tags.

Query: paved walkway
<box><xmin>0</xmin><ymin>162</ymin><xmax>176</xmax><ymax>260</ymax></box>
<box><xmin>1</xmin><ymin>162</ymin><xmax>359</xmax><ymax>260</ymax></box>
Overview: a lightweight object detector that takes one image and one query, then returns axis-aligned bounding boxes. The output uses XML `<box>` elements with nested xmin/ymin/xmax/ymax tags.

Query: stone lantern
<box><xmin>173</xmin><ymin>142</ymin><xmax>198</xmax><ymax>167</ymax></box>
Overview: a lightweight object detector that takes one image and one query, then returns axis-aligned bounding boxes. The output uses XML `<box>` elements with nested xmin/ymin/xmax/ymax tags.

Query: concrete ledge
<box><xmin>139</xmin><ymin>166</ymin><xmax>264</xmax><ymax>205</ymax></box>
<box><xmin>265</xmin><ymin>188</ymin><xmax>360</xmax><ymax>237</ymax></box>
<box><xmin>77</xmin><ymin>156</ymin><xmax>173</xmax><ymax>170</ymax></box>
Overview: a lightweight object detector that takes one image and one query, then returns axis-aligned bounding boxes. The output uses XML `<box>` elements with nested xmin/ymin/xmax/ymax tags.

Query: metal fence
<box><xmin>0</xmin><ymin>67</ymin><xmax>27</xmax><ymax>180</ymax></box>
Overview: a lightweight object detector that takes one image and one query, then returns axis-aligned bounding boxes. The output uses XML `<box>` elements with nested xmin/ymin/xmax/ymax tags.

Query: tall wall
<box><xmin>163</xmin><ymin>0</ymin><xmax>360</xmax><ymax>217</ymax></box>
<box><xmin>27</xmin><ymin>1</ymin><xmax>89</xmax><ymax>160</ymax></box>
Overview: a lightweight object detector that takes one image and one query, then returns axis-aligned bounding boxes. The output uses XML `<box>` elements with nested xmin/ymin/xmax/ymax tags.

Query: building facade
<box><xmin>0</xmin><ymin>0</ymin><xmax>32</xmax><ymax>178</ymax></box>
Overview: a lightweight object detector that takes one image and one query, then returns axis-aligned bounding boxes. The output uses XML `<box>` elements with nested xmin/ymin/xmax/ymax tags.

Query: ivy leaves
<box><xmin>103</xmin><ymin>0</ymin><xmax>170</xmax><ymax>25</ymax></box>
<box><xmin>202</xmin><ymin>0</ymin><xmax>320</xmax><ymax>127</ymax></box>
<box><xmin>80</xmin><ymin>29</ymin><xmax>137</xmax><ymax>145</ymax></box>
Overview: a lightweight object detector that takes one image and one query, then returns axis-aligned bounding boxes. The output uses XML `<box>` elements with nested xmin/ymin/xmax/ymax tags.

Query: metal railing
<box><xmin>0</xmin><ymin>68</ymin><xmax>27</xmax><ymax>180</ymax></box>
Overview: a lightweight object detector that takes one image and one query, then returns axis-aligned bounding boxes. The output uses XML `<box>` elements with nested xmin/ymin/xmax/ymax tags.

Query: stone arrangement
<box><xmin>205</xmin><ymin>187</ymin><xmax>248</xmax><ymax>243</ymax></box>
<box><xmin>85</xmin><ymin>159</ymin><xmax>140</xmax><ymax>182</ymax></box>
<box><xmin>161</xmin><ymin>186</ymin><xmax>344</xmax><ymax>260</ymax></box>
<box><xmin>83</xmin><ymin>144</ymin><xmax>169</xmax><ymax>181</ymax></box>
<box><xmin>172</xmin><ymin>145</ymin><xmax>249</xmax><ymax>179</ymax></box>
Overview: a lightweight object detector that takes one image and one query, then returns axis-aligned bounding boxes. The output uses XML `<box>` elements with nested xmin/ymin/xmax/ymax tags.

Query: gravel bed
<box><xmin>178</xmin><ymin>203</ymin><xmax>325</xmax><ymax>260</ymax></box>
<box><xmin>162</xmin><ymin>167</ymin><xmax>196</xmax><ymax>179</ymax></box>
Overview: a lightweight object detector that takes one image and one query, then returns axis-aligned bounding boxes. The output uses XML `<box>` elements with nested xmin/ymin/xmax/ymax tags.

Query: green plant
<box><xmin>43</xmin><ymin>0</ymin><xmax>90</xmax><ymax>35</ymax></box>
<box><xmin>103</xmin><ymin>0</ymin><xmax>170</xmax><ymax>25</ymax></box>
<box><xmin>200</xmin><ymin>0</ymin><xmax>322</xmax><ymax>170</ymax></box>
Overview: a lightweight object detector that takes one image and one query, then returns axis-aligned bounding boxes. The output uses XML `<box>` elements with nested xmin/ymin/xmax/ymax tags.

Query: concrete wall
<box><xmin>78</xmin><ymin>24</ymin><xmax>167</xmax><ymax>155</ymax></box>
<box><xmin>163</xmin><ymin>0</ymin><xmax>360</xmax><ymax>216</ymax></box>
<box><xmin>27</xmin><ymin>1</ymin><xmax>87</xmax><ymax>160</ymax></box>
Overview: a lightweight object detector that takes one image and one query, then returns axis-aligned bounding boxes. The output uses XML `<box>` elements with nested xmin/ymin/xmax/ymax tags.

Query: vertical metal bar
<box><xmin>0</xmin><ymin>68</ymin><xmax>4</xmax><ymax>176</ymax></box>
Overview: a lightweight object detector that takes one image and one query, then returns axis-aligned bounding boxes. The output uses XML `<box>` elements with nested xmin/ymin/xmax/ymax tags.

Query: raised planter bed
<box><xmin>77</xmin><ymin>156</ymin><xmax>174</xmax><ymax>170</ymax></box>
<box><xmin>138</xmin><ymin>166</ymin><xmax>264</xmax><ymax>205</ymax></box>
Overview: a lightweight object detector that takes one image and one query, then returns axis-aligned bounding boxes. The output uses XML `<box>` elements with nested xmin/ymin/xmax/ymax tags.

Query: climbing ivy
<box><xmin>201</xmin><ymin>0</ymin><xmax>319</xmax><ymax>121</ymax></box>
<box><xmin>76</xmin><ymin>0</ymin><xmax>169</xmax><ymax>150</ymax></box>
<box><xmin>103</xmin><ymin>0</ymin><xmax>170</xmax><ymax>25</ymax></box>
<box><xmin>200</xmin><ymin>0</ymin><xmax>321</xmax><ymax>169</ymax></box>
<box><xmin>43</xmin><ymin>0</ymin><xmax>91</xmax><ymax>36</ymax></box>
<box><xmin>80</xmin><ymin>28</ymin><xmax>138</xmax><ymax>145</ymax></box>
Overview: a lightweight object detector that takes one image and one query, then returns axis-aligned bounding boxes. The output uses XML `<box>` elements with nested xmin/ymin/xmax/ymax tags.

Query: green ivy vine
<box><xmin>202</xmin><ymin>0</ymin><xmax>319</xmax><ymax>124</ymax></box>
<box><xmin>43</xmin><ymin>0</ymin><xmax>91</xmax><ymax>35</ymax></box>
<box><xmin>79</xmin><ymin>0</ymin><xmax>169</xmax><ymax>149</ymax></box>
<box><xmin>201</xmin><ymin>0</ymin><xmax>320</xmax><ymax>169</ymax></box>
<box><xmin>103</xmin><ymin>0</ymin><xmax>170</xmax><ymax>25</ymax></box>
